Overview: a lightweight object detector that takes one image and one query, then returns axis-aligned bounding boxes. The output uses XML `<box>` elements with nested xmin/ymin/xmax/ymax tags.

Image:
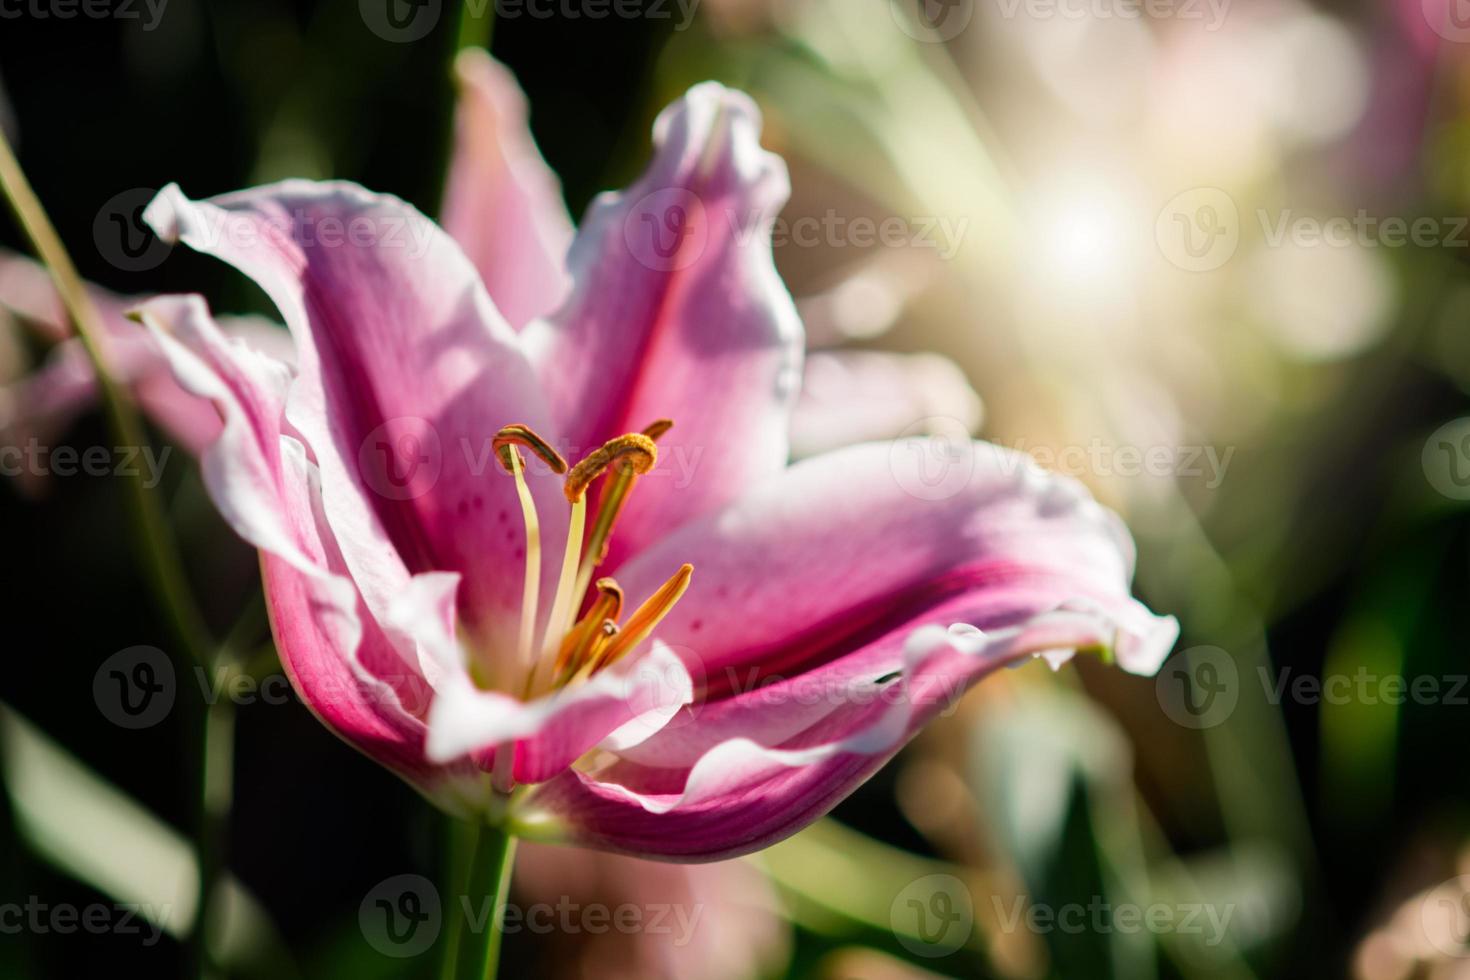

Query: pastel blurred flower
<box><xmin>790</xmin><ymin>349</ymin><xmax>982</xmax><ymax>459</ymax></box>
<box><xmin>0</xmin><ymin>253</ymin><xmax>289</xmax><ymax>494</ymax></box>
<box><xmin>130</xmin><ymin>73</ymin><xmax>1174</xmax><ymax>860</ymax></box>
<box><xmin>513</xmin><ymin>843</ymin><xmax>787</xmax><ymax>979</ymax></box>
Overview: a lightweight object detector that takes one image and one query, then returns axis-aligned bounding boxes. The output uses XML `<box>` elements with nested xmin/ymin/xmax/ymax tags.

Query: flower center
<box><xmin>491</xmin><ymin>420</ymin><xmax>691</xmax><ymax>699</ymax></box>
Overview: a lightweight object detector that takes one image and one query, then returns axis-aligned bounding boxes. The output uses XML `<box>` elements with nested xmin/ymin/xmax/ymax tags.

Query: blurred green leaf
<box><xmin>0</xmin><ymin>703</ymin><xmax>296</xmax><ymax>979</ymax></box>
<box><xmin>971</xmin><ymin>686</ymin><xmax>1155</xmax><ymax>980</ymax></box>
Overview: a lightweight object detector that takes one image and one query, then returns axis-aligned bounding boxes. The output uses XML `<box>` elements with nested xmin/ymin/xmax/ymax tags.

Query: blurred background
<box><xmin>3</xmin><ymin>0</ymin><xmax>1470</xmax><ymax>977</ymax></box>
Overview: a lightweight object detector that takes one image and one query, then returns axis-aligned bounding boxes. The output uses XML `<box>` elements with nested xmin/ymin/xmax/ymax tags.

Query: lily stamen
<box><xmin>496</xmin><ymin>420</ymin><xmax>689</xmax><ymax>697</ymax></box>
<box><xmin>500</xmin><ymin>445</ymin><xmax>541</xmax><ymax>675</ymax></box>
<box><xmin>565</xmin><ymin>422</ymin><xmax>672</xmax><ymax>615</ymax></box>
<box><xmin>563</xmin><ymin>431</ymin><xmax>658</xmax><ymax>502</ymax></box>
<box><xmin>582</xmin><ymin>563</ymin><xmax>693</xmax><ymax>677</ymax></box>
<box><xmin>554</xmin><ymin>578</ymin><xmax>624</xmax><ymax>679</ymax></box>
<box><xmin>492</xmin><ymin>423</ymin><xmax>569</xmax><ymax>475</ymax></box>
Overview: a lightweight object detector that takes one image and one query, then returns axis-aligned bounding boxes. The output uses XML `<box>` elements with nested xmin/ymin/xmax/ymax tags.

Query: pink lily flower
<box><xmin>124</xmin><ymin>76</ymin><xmax>1176</xmax><ymax>860</ymax></box>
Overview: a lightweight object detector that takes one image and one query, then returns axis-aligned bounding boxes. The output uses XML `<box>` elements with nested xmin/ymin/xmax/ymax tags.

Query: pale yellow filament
<box><xmin>507</xmin><ymin>449</ymin><xmax>541</xmax><ymax>674</ymax></box>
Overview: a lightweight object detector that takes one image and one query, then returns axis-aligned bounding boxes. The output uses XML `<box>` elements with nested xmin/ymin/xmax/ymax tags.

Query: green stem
<box><xmin>191</xmin><ymin>681</ymin><xmax>235</xmax><ymax>980</ymax></box>
<box><xmin>437</xmin><ymin>818</ymin><xmax>472</xmax><ymax>980</ymax></box>
<box><xmin>0</xmin><ymin>131</ymin><xmax>213</xmax><ymax>670</ymax></box>
<box><xmin>0</xmin><ymin>132</ymin><xmax>224</xmax><ymax>980</ymax></box>
<box><xmin>455</xmin><ymin>0</ymin><xmax>495</xmax><ymax>54</ymax></box>
<box><xmin>453</xmin><ymin>822</ymin><xmax>517</xmax><ymax>980</ymax></box>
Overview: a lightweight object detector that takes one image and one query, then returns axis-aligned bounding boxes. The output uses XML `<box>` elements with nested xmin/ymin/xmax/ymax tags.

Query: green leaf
<box><xmin>0</xmin><ymin>703</ymin><xmax>297</xmax><ymax>978</ymax></box>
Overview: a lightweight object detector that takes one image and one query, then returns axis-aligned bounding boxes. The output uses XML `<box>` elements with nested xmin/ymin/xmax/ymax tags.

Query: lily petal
<box><xmin>143</xmin><ymin>181</ymin><xmax>568</xmax><ymax>655</ymax></box>
<box><xmin>611</xmin><ymin>439</ymin><xmax>1170</xmax><ymax>697</ymax></box>
<box><xmin>522</xmin><ymin>83</ymin><xmax>803</xmax><ymax>569</ymax></box>
<box><xmin>391</xmin><ymin>572</ymin><xmax>693</xmax><ymax>783</ymax></box>
<box><xmin>511</xmin><ymin>441</ymin><xmax>1176</xmax><ymax>859</ymax></box>
<box><xmin>136</xmin><ymin>295</ymin><xmax>467</xmax><ymax>801</ymax></box>
<box><xmin>442</xmin><ymin>50</ymin><xmax>574</xmax><ymax>329</ymax></box>
<box><xmin>519</xmin><ymin>619</ymin><xmax>1160</xmax><ymax>861</ymax></box>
